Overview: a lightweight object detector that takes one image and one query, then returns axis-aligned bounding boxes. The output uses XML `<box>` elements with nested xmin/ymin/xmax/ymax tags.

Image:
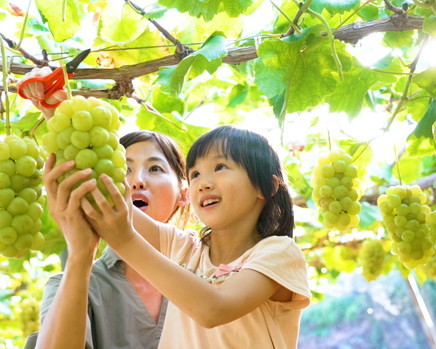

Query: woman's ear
<box><xmin>272</xmin><ymin>175</ymin><xmax>280</xmax><ymax>196</ymax></box>
<box><xmin>177</xmin><ymin>182</ymin><xmax>190</xmax><ymax>207</ymax></box>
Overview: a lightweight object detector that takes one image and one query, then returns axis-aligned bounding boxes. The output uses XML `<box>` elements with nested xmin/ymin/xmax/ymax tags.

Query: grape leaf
<box><xmin>98</xmin><ymin>2</ymin><xmax>148</xmax><ymax>44</ymax></box>
<box><xmin>254</xmin><ymin>28</ymin><xmax>338</xmax><ymax>114</ymax></box>
<box><xmin>358</xmin><ymin>3</ymin><xmax>379</xmax><ymax>21</ymax></box>
<box><xmin>393</xmin><ymin>157</ymin><xmax>423</xmax><ymax>184</ymax></box>
<box><xmin>310</xmin><ymin>0</ymin><xmax>360</xmax><ymax>14</ymax></box>
<box><xmin>169</xmin><ymin>32</ymin><xmax>227</xmax><ymax>95</ymax></box>
<box><xmin>228</xmin><ymin>83</ymin><xmax>249</xmax><ymax>107</ymax></box>
<box><xmin>151</xmin><ymin>86</ymin><xmax>185</xmax><ymax>115</ymax></box>
<box><xmin>328</xmin><ymin>62</ymin><xmax>375</xmax><ymax>118</ymax></box>
<box><xmin>413</xmin><ymin>68</ymin><xmax>436</xmax><ymax>98</ymax></box>
<box><xmin>35</xmin><ymin>0</ymin><xmax>84</xmax><ymax>42</ymax></box>
<box><xmin>135</xmin><ymin>109</ymin><xmax>209</xmax><ymax>154</ymax></box>
<box><xmin>159</xmin><ymin>0</ymin><xmax>254</xmax><ymax>21</ymax></box>
<box><xmin>409</xmin><ymin>99</ymin><xmax>436</xmax><ymax>139</ymax></box>
<box><xmin>383</xmin><ymin>31</ymin><xmax>414</xmax><ymax>49</ymax></box>
<box><xmin>94</xmin><ymin>28</ymin><xmax>170</xmax><ymax>68</ymax></box>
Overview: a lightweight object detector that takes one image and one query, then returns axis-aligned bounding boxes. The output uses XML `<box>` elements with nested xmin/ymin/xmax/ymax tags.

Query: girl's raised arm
<box><xmin>82</xmin><ymin>175</ymin><xmax>288</xmax><ymax>328</ymax></box>
<box><xmin>131</xmin><ymin>207</ymin><xmax>161</xmax><ymax>251</ymax></box>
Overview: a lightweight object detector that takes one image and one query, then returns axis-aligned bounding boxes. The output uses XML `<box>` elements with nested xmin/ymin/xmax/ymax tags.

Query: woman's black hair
<box><xmin>186</xmin><ymin>125</ymin><xmax>294</xmax><ymax>238</ymax></box>
<box><xmin>120</xmin><ymin>131</ymin><xmax>186</xmax><ymax>185</ymax></box>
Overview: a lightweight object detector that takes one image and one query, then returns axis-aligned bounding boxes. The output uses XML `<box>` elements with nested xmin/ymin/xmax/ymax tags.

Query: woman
<box><xmin>25</xmin><ymin>130</ymin><xmax>189</xmax><ymax>349</ymax></box>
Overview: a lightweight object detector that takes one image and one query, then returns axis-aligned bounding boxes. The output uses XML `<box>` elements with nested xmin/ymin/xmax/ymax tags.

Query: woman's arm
<box><xmin>82</xmin><ymin>175</ymin><xmax>285</xmax><ymax>328</ymax></box>
<box><xmin>37</xmin><ymin>156</ymin><xmax>99</xmax><ymax>348</ymax></box>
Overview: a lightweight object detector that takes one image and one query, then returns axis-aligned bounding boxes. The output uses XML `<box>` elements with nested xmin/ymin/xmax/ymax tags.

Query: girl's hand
<box><xmin>20</xmin><ymin>67</ymin><xmax>67</xmax><ymax>120</ymax></box>
<box><xmin>81</xmin><ymin>174</ymin><xmax>137</xmax><ymax>249</ymax></box>
<box><xmin>43</xmin><ymin>154</ymin><xmax>100</xmax><ymax>260</ymax></box>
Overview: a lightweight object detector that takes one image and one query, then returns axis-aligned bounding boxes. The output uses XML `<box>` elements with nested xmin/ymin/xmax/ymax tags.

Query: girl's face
<box><xmin>188</xmin><ymin>146</ymin><xmax>265</xmax><ymax>232</ymax></box>
<box><xmin>126</xmin><ymin>140</ymin><xmax>187</xmax><ymax>223</ymax></box>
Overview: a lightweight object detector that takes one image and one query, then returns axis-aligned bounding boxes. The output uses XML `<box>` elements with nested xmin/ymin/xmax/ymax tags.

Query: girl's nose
<box><xmin>199</xmin><ymin>179</ymin><xmax>213</xmax><ymax>191</ymax></box>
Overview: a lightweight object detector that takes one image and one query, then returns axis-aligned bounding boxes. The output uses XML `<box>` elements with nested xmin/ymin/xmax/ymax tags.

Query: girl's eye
<box><xmin>215</xmin><ymin>164</ymin><xmax>226</xmax><ymax>171</ymax></box>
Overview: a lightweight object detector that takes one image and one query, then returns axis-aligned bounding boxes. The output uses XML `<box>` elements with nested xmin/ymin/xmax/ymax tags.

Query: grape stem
<box><xmin>16</xmin><ymin>0</ymin><xmax>32</xmax><ymax>50</ymax></box>
<box><xmin>269</xmin><ymin>0</ymin><xmax>302</xmax><ymax>34</ymax></box>
<box><xmin>62</xmin><ymin>0</ymin><xmax>67</xmax><ymax>22</ymax></box>
<box><xmin>61</xmin><ymin>48</ymin><xmax>72</xmax><ymax>100</ymax></box>
<box><xmin>1</xmin><ymin>37</ymin><xmax>10</xmax><ymax>135</ymax></box>
<box><xmin>384</xmin><ymin>34</ymin><xmax>429</xmax><ymax>131</ymax></box>
<box><xmin>392</xmin><ymin>142</ymin><xmax>403</xmax><ymax>185</ymax></box>
<box><xmin>306</xmin><ymin>7</ymin><xmax>343</xmax><ymax>80</ymax></box>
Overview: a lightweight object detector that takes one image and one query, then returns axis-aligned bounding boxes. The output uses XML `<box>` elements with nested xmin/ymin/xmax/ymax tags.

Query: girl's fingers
<box><xmin>89</xmin><ymin>185</ymin><xmax>112</xmax><ymax>215</ymax></box>
<box><xmin>80</xmin><ymin>196</ymin><xmax>96</xmax><ymax>218</ymax></box>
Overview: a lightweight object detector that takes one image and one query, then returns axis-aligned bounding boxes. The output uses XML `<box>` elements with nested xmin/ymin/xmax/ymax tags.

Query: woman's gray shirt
<box><xmin>24</xmin><ymin>247</ymin><xmax>167</xmax><ymax>349</ymax></box>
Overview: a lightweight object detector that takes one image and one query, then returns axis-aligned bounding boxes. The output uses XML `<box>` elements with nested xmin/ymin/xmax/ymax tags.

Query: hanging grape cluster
<box><xmin>378</xmin><ymin>185</ymin><xmax>434</xmax><ymax>270</ymax></box>
<box><xmin>359</xmin><ymin>239</ymin><xmax>385</xmax><ymax>282</ymax></box>
<box><xmin>311</xmin><ymin>148</ymin><xmax>362</xmax><ymax>230</ymax></box>
<box><xmin>0</xmin><ymin>135</ymin><xmax>45</xmax><ymax>258</ymax></box>
<box><xmin>16</xmin><ymin>297</ymin><xmax>40</xmax><ymax>337</ymax></box>
<box><xmin>42</xmin><ymin>96</ymin><xmax>127</xmax><ymax>201</ymax></box>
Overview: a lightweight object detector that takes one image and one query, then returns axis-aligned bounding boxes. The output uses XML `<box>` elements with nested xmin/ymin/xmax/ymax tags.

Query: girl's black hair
<box><xmin>186</xmin><ymin>125</ymin><xmax>294</xmax><ymax>238</ymax></box>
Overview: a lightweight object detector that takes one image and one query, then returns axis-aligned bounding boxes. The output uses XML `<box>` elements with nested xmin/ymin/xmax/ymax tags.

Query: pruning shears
<box><xmin>17</xmin><ymin>49</ymin><xmax>91</xmax><ymax>108</ymax></box>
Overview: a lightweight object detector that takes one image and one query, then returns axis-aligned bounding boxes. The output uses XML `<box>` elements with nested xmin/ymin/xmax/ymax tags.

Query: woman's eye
<box><xmin>190</xmin><ymin>171</ymin><xmax>199</xmax><ymax>180</ymax></box>
<box><xmin>150</xmin><ymin>165</ymin><xmax>163</xmax><ymax>172</ymax></box>
<box><xmin>126</xmin><ymin>166</ymin><xmax>132</xmax><ymax>174</ymax></box>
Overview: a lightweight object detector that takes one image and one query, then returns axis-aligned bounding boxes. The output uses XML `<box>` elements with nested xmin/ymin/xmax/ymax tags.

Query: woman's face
<box><xmin>125</xmin><ymin>140</ymin><xmax>186</xmax><ymax>223</ymax></box>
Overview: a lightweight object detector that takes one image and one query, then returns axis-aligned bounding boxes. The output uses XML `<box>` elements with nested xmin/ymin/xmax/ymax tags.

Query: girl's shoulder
<box><xmin>253</xmin><ymin>235</ymin><xmax>299</xmax><ymax>251</ymax></box>
<box><xmin>244</xmin><ymin>235</ymin><xmax>306</xmax><ymax>268</ymax></box>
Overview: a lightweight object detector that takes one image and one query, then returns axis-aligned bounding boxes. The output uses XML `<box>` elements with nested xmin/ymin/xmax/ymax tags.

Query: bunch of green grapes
<box><xmin>377</xmin><ymin>185</ymin><xmax>434</xmax><ymax>269</ymax></box>
<box><xmin>0</xmin><ymin>135</ymin><xmax>46</xmax><ymax>258</ymax></box>
<box><xmin>42</xmin><ymin>96</ymin><xmax>127</xmax><ymax>201</ymax></box>
<box><xmin>422</xmin><ymin>254</ymin><xmax>436</xmax><ymax>279</ymax></box>
<box><xmin>359</xmin><ymin>239</ymin><xmax>385</xmax><ymax>282</ymax></box>
<box><xmin>311</xmin><ymin>148</ymin><xmax>362</xmax><ymax>230</ymax></box>
<box><xmin>16</xmin><ymin>297</ymin><xmax>40</xmax><ymax>337</ymax></box>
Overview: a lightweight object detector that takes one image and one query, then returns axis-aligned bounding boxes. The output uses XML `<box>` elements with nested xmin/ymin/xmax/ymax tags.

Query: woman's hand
<box><xmin>43</xmin><ymin>154</ymin><xmax>100</xmax><ymax>260</ymax></box>
<box><xmin>81</xmin><ymin>174</ymin><xmax>137</xmax><ymax>250</ymax></box>
<box><xmin>20</xmin><ymin>67</ymin><xmax>67</xmax><ymax>119</ymax></box>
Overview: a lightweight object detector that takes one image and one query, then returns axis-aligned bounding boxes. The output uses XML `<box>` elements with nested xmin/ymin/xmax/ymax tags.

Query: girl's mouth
<box><xmin>201</xmin><ymin>198</ymin><xmax>220</xmax><ymax>207</ymax></box>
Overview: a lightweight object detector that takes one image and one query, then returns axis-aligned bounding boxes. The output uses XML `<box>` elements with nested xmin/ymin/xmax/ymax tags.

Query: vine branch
<box><xmin>0</xmin><ymin>14</ymin><xmax>425</xmax><ymax>99</ymax></box>
<box><xmin>125</xmin><ymin>0</ymin><xmax>194</xmax><ymax>60</ymax></box>
<box><xmin>384</xmin><ymin>34</ymin><xmax>429</xmax><ymax>131</ymax></box>
<box><xmin>0</xmin><ymin>33</ymin><xmax>47</xmax><ymax>67</ymax></box>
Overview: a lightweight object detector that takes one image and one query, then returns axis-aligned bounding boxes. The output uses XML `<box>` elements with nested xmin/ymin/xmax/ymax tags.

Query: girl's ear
<box><xmin>177</xmin><ymin>182</ymin><xmax>190</xmax><ymax>207</ymax></box>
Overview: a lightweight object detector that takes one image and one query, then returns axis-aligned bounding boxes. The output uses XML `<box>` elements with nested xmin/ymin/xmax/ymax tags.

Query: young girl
<box><xmin>79</xmin><ymin>125</ymin><xmax>311</xmax><ymax>348</ymax></box>
<box><xmin>27</xmin><ymin>130</ymin><xmax>189</xmax><ymax>349</ymax></box>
